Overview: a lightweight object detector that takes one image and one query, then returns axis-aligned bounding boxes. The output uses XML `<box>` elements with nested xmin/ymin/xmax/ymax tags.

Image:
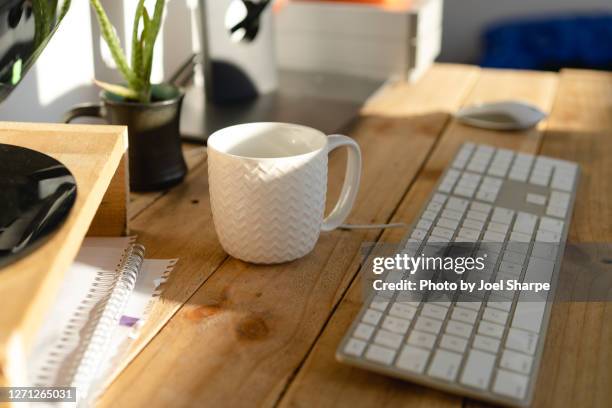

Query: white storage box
<box><xmin>275</xmin><ymin>0</ymin><xmax>443</xmax><ymax>81</ymax></box>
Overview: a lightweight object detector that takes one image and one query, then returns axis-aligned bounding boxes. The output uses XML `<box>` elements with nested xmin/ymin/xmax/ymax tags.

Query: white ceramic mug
<box><xmin>207</xmin><ymin>122</ymin><xmax>361</xmax><ymax>263</ymax></box>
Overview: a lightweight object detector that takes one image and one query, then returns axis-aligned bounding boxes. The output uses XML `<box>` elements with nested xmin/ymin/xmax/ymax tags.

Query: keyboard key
<box><xmin>491</xmin><ymin>207</ymin><xmax>514</xmax><ymax>224</ymax></box>
<box><xmin>422</xmin><ymin>210</ymin><xmax>438</xmax><ymax>221</ymax></box>
<box><xmin>362</xmin><ymin>309</ymin><xmax>383</xmax><ymax>325</ymax></box>
<box><xmin>414</xmin><ymin>316</ymin><xmax>443</xmax><ymax>334</ymax></box>
<box><xmin>536</xmin><ymin>229</ymin><xmax>561</xmax><ymax>243</ymax></box>
<box><xmin>514</xmin><ymin>212</ymin><xmax>537</xmax><ymax>234</ymax></box>
<box><xmin>530</xmin><ymin>172</ymin><xmax>550</xmax><ymax>186</ymax></box>
<box><xmin>389</xmin><ymin>303</ymin><xmax>417</xmax><ymax>320</ymax></box>
<box><xmin>526</xmin><ymin>193</ymin><xmax>547</xmax><ymax>205</ymax></box>
<box><xmin>493</xmin><ymin>369</ymin><xmax>529</xmax><ymax>400</ymax></box>
<box><xmin>508</xmin><ymin>170</ymin><xmax>529</xmax><ymax>182</ymax></box>
<box><xmin>524</xmin><ymin>257</ymin><xmax>555</xmax><ymax>285</ymax></box>
<box><xmin>374</xmin><ymin>330</ymin><xmax>403</xmax><ymax>349</ymax></box>
<box><xmin>454</xmin><ymin>187</ymin><xmax>475</xmax><ymax>198</ymax></box>
<box><xmin>438</xmin><ymin>182</ymin><xmax>454</xmax><ymax>193</ymax></box>
<box><xmin>432</xmin><ymin>193</ymin><xmax>448</xmax><ymax>204</ymax></box>
<box><xmin>382</xmin><ymin>316</ymin><xmax>411</xmax><ymax>334</ymax></box>
<box><xmin>478</xmin><ymin>321</ymin><xmax>505</xmax><ymax>339</ymax></box>
<box><xmin>446</xmin><ymin>320</ymin><xmax>473</xmax><ymax>338</ymax></box>
<box><xmin>460</xmin><ymin>349</ymin><xmax>496</xmax><ymax>389</ymax></box>
<box><xmin>551</xmin><ymin>175</ymin><xmax>574</xmax><ymax>191</ymax></box>
<box><xmin>512</xmin><ymin>302</ymin><xmax>547</xmax><ymax>333</ymax></box>
<box><xmin>476</xmin><ymin>191</ymin><xmax>497</xmax><ymax>203</ymax></box>
<box><xmin>451</xmin><ymin>307</ymin><xmax>478</xmax><ymax>324</ymax></box>
<box><xmin>470</xmin><ymin>202</ymin><xmax>492</xmax><ymax>214</ymax></box>
<box><xmin>353</xmin><ymin>323</ymin><xmax>375</xmax><ymax>341</ymax></box>
<box><xmin>445</xmin><ymin>169</ymin><xmax>461</xmax><ymax>181</ymax></box>
<box><xmin>466</xmin><ymin>210</ymin><xmax>488</xmax><ymax>222</ymax></box>
<box><xmin>440</xmin><ymin>334</ymin><xmax>468</xmax><ymax>353</ymax></box>
<box><xmin>550</xmin><ymin>191</ymin><xmax>570</xmax><ymax>206</ymax></box>
<box><xmin>442</xmin><ymin>209</ymin><xmax>463</xmax><ymax>221</ymax></box>
<box><xmin>446</xmin><ymin>197</ymin><xmax>469</xmax><ymax>213</ymax></box>
<box><xmin>396</xmin><ymin>345</ymin><xmax>430</xmax><ymax>373</ymax></box>
<box><xmin>421</xmin><ymin>304</ymin><xmax>448</xmax><ymax>320</ymax></box>
<box><xmin>488</xmin><ymin>165</ymin><xmax>508</xmax><ymax>177</ymax></box>
<box><xmin>483</xmin><ymin>231</ymin><xmax>506</xmax><ymax>242</ymax></box>
<box><xmin>503</xmin><ymin>250</ymin><xmax>526</xmax><ymax>265</ymax></box>
<box><xmin>344</xmin><ymin>338</ymin><xmax>367</xmax><ymax>356</ymax></box>
<box><xmin>539</xmin><ymin>217</ymin><xmax>564</xmax><ymax>234</ymax></box>
<box><xmin>427</xmin><ymin>201</ymin><xmax>443</xmax><ymax>212</ymax></box>
<box><xmin>407</xmin><ymin>330</ymin><xmax>437</xmax><ymax>349</ymax></box>
<box><xmin>428</xmin><ymin>349</ymin><xmax>463</xmax><ymax>381</ymax></box>
<box><xmin>411</xmin><ymin>229</ymin><xmax>428</xmax><ymax>240</ymax></box>
<box><xmin>487</xmin><ymin>299</ymin><xmax>512</xmax><ymax>312</ymax></box>
<box><xmin>462</xmin><ymin>218</ymin><xmax>484</xmax><ymax>231</ymax></box>
<box><xmin>455</xmin><ymin>298</ymin><xmax>482</xmax><ymax>311</ymax></box>
<box><xmin>500</xmin><ymin>349</ymin><xmax>533</xmax><ymax>374</ymax></box>
<box><xmin>506</xmin><ymin>328</ymin><xmax>539</xmax><ymax>355</ymax></box>
<box><xmin>482</xmin><ymin>307</ymin><xmax>509</xmax><ymax>325</ymax></box>
<box><xmin>431</xmin><ymin>226</ymin><xmax>454</xmax><ymax>240</ymax></box>
<box><xmin>457</xmin><ymin>228</ymin><xmax>480</xmax><ymax>241</ymax></box>
<box><xmin>416</xmin><ymin>219</ymin><xmax>433</xmax><ymax>231</ymax></box>
<box><xmin>546</xmin><ymin>205</ymin><xmax>567</xmax><ymax>218</ymax></box>
<box><xmin>499</xmin><ymin>260</ymin><xmax>523</xmax><ymax>277</ymax></box>
<box><xmin>488</xmin><ymin>222</ymin><xmax>509</xmax><ymax>234</ymax></box>
<box><xmin>385</xmin><ymin>270</ymin><xmax>403</xmax><ymax>284</ymax></box>
<box><xmin>370</xmin><ymin>297</ymin><xmax>390</xmax><ymax>311</ymax></box>
<box><xmin>531</xmin><ymin>242</ymin><xmax>558</xmax><ymax>260</ymax></box>
<box><xmin>365</xmin><ymin>344</ymin><xmax>396</xmax><ymax>364</ymax></box>
<box><xmin>437</xmin><ymin>218</ymin><xmax>460</xmax><ymax>230</ymax></box>
<box><xmin>473</xmin><ymin>334</ymin><xmax>500</xmax><ymax>353</ymax></box>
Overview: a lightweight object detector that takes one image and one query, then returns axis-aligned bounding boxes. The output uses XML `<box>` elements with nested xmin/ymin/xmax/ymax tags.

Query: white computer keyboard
<box><xmin>336</xmin><ymin>143</ymin><xmax>579</xmax><ymax>407</ymax></box>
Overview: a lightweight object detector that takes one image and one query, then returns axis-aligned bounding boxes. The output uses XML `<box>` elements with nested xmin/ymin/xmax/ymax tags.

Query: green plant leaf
<box><xmin>131</xmin><ymin>0</ymin><xmax>145</xmax><ymax>82</ymax></box>
<box><xmin>59</xmin><ymin>0</ymin><xmax>72</xmax><ymax>21</ymax></box>
<box><xmin>90</xmin><ymin>0</ymin><xmax>140</xmax><ymax>90</ymax></box>
<box><xmin>141</xmin><ymin>0</ymin><xmax>165</xmax><ymax>100</ymax></box>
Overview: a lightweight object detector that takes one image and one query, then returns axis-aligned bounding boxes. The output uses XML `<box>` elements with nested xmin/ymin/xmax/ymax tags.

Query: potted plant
<box><xmin>64</xmin><ymin>0</ymin><xmax>187</xmax><ymax>192</ymax></box>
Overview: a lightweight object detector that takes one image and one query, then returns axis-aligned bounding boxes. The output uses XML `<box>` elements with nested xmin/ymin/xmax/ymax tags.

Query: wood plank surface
<box><xmin>98</xmin><ymin>64</ymin><xmax>480</xmax><ymax>408</ymax></box>
<box><xmin>278</xmin><ymin>69</ymin><xmax>559</xmax><ymax>408</ymax></box>
<box><xmin>526</xmin><ymin>69</ymin><xmax>612</xmax><ymax>408</ymax></box>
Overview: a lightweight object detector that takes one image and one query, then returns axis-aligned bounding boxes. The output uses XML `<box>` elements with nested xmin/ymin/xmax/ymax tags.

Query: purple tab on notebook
<box><xmin>119</xmin><ymin>315</ymin><xmax>140</xmax><ymax>327</ymax></box>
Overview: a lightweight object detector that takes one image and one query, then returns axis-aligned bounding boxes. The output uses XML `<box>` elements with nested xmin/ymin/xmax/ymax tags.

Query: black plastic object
<box><xmin>0</xmin><ymin>0</ymin><xmax>70</xmax><ymax>102</ymax></box>
<box><xmin>64</xmin><ymin>84</ymin><xmax>187</xmax><ymax>192</ymax></box>
<box><xmin>0</xmin><ymin>143</ymin><xmax>77</xmax><ymax>268</ymax></box>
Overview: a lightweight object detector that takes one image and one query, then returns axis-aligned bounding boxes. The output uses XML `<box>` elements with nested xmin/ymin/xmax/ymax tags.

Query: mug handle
<box><xmin>321</xmin><ymin>134</ymin><xmax>362</xmax><ymax>232</ymax></box>
<box><xmin>63</xmin><ymin>103</ymin><xmax>104</xmax><ymax>123</ymax></box>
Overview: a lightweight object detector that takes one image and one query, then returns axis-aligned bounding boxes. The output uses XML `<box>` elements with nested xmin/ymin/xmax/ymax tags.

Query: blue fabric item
<box><xmin>480</xmin><ymin>14</ymin><xmax>612</xmax><ymax>71</ymax></box>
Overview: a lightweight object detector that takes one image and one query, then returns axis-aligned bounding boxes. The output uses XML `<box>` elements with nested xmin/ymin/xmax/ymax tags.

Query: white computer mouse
<box><xmin>455</xmin><ymin>100</ymin><xmax>547</xmax><ymax>130</ymax></box>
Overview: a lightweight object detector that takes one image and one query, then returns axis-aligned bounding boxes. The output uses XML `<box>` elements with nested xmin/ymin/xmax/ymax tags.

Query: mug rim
<box><xmin>207</xmin><ymin>122</ymin><xmax>328</xmax><ymax>161</ymax></box>
<box><xmin>100</xmin><ymin>83</ymin><xmax>184</xmax><ymax>108</ymax></box>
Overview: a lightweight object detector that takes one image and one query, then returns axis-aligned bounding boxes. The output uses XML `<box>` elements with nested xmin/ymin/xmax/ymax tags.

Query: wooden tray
<box><xmin>0</xmin><ymin>122</ymin><xmax>128</xmax><ymax>389</ymax></box>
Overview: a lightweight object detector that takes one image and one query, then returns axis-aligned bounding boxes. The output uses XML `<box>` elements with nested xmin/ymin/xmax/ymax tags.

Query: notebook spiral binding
<box><xmin>33</xmin><ymin>243</ymin><xmax>145</xmax><ymax>400</ymax></box>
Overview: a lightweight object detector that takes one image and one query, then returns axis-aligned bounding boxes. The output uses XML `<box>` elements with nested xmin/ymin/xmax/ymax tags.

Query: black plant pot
<box><xmin>64</xmin><ymin>84</ymin><xmax>187</xmax><ymax>192</ymax></box>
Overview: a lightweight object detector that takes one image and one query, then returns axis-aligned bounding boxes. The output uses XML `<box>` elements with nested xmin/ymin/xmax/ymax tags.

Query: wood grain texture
<box><xmin>88</xmin><ymin>152</ymin><xmax>129</xmax><ymax>236</ymax></box>
<box><xmin>526</xmin><ymin>69</ymin><xmax>612</xmax><ymax>408</ymax></box>
<box><xmin>0</xmin><ymin>122</ymin><xmax>127</xmax><ymax>388</ymax></box>
<box><xmin>279</xmin><ymin>69</ymin><xmax>559</xmax><ymax>408</ymax></box>
<box><xmin>97</xmin><ymin>64</ymin><xmax>480</xmax><ymax>408</ymax></box>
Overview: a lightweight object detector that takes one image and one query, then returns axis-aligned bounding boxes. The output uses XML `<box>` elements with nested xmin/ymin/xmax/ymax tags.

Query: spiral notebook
<box><xmin>27</xmin><ymin>237</ymin><xmax>176</xmax><ymax>406</ymax></box>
